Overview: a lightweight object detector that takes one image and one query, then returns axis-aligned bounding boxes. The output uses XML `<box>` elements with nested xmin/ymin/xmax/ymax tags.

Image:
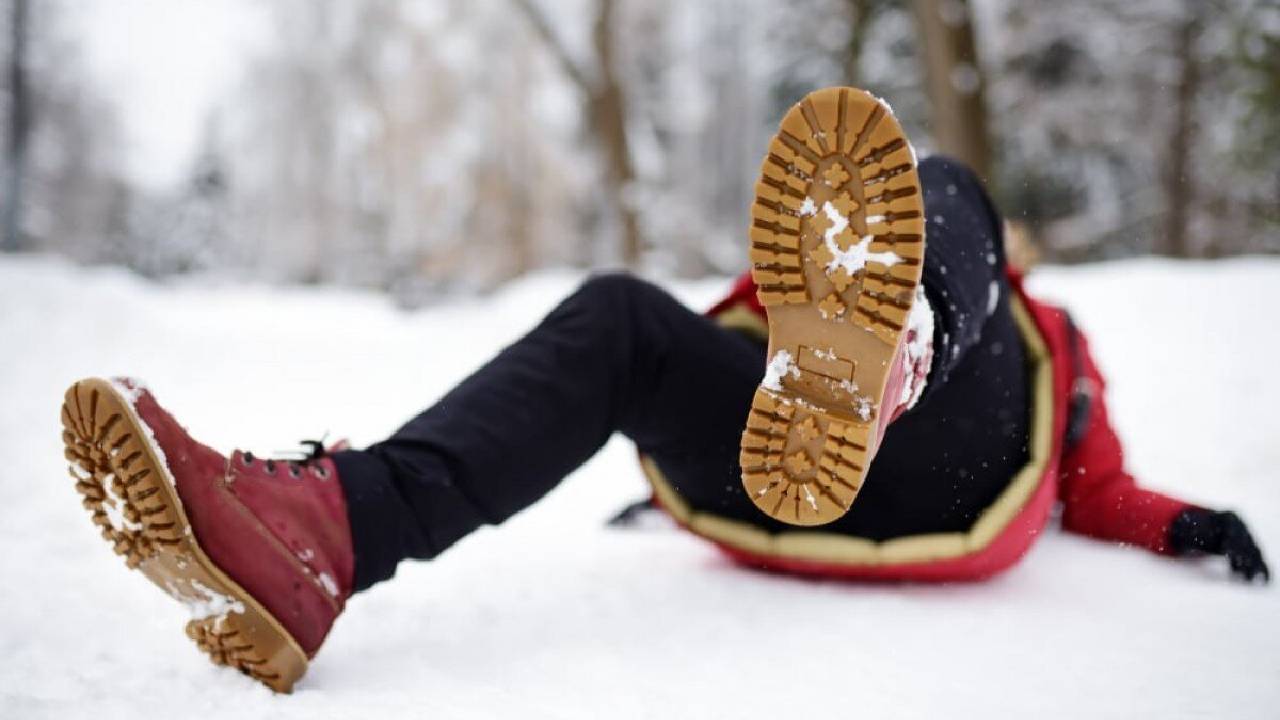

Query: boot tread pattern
<box><xmin>740</xmin><ymin>88</ymin><xmax>926</xmax><ymax>526</ymax></box>
<box><xmin>740</xmin><ymin>389</ymin><xmax>869</xmax><ymax>525</ymax></box>
<box><xmin>749</xmin><ymin>87</ymin><xmax>924</xmax><ymax>345</ymax></box>
<box><xmin>61</xmin><ymin>378</ymin><xmax>308</xmax><ymax>692</ymax></box>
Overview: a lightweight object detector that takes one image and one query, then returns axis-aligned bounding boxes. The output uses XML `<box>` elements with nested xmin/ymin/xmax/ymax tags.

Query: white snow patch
<box><xmin>318</xmin><ymin>571</ymin><xmax>340</xmax><ymax>598</ymax></box>
<box><xmin>762</xmin><ymin>349</ymin><xmax>799</xmax><ymax>391</ymax></box>
<box><xmin>855</xmin><ymin>397</ymin><xmax>873</xmax><ymax>421</ymax></box>
<box><xmin>897</xmin><ymin>368</ymin><xmax>914</xmax><ymax>408</ymax></box>
<box><xmin>801</xmin><ymin>485</ymin><xmax>819</xmax><ymax>511</ymax></box>
<box><xmin>110</xmin><ymin>377</ymin><xmax>171</xmax><ymax>470</ymax></box>
<box><xmin>872</xmin><ymin>93</ymin><xmax>896</xmax><ymax>118</ymax></box>
<box><xmin>906</xmin><ymin>287</ymin><xmax>935</xmax><ymax>361</ymax></box>
<box><xmin>900</xmin><ymin>287</ymin><xmax>935</xmax><ymax>409</ymax></box>
<box><xmin>99</xmin><ymin>472</ymin><xmax>142</xmax><ymax>533</ymax></box>
<box><xmin>109</xmin><ymin>377</ymin><xmax>148</xmax><ymax>404</ymax></box>
<box><xmin>798</xmin><ymin>197</ymin><xmax>817</xmax><ymax>217</ymax></box>
<box><xmin>818</xmin><ymin>201</ymin><xmax>903</xmax><ymax>277</ymax></box>
<box><xmin>166</xmin><ymin>578</ymin><xmax>246</xmax><ymax>623</ymax></box>
<box><xmin>987</xmin><ymin>280</ymin><xmax>1000</xmax><ymax>316</ymax></box>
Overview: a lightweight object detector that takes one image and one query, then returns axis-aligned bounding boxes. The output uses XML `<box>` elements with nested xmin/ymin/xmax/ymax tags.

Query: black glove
<box><xmin>1169</xmin><ymin>509</ymin><xmax>1270</xmax><ymax>583</ymax></box>
<box><xmin>607</xmin><ymin>496</ymin><xmax>658</xmax><ymax>527</ymax></box>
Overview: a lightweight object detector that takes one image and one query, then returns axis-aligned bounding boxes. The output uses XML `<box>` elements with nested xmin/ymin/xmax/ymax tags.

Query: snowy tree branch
<box><xmin>510</xmin><ymin>0</ymin><xmax>597</xmax><ymax>95</ymax></box>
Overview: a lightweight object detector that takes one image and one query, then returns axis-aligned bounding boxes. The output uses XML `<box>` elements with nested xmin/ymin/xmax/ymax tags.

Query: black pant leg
<box><xmin>916</xmin><ymin>156</ymin><xmax>1009</xmax><ymax>401</ymax></box>
<box><xmin>333</xmin><ymin>274</ymin><xmax>766</xmax><ymax>591</ymax></box>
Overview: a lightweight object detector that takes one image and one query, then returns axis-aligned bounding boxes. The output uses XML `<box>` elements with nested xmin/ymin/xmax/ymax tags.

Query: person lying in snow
<box><xmin>59</xmin><ymin>87</ymin><xmax>1268</xmax><ymax>693</ymax></box>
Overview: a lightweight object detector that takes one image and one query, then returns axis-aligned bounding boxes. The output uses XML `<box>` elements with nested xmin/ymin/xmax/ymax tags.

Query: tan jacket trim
<box><xmin>640</xmin><ymin>294</ymin><xmax>1054</xmax><ymax>566</ymax></box>
<box><xmin>713</xmin><ymin>304</ymin><xmax>771</xmax><ymax>342</ymax></box>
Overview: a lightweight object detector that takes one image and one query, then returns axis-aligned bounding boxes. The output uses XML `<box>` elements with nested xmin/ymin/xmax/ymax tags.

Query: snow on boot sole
<box><xmin>60</xmin><ymin>377</ymin><xmax>308</xmax><ymax>692</ymax></box>
<box><xmin>739</xmin><ymin>87</ymin><xmax>926</xmax><ymax>526</ymax></box>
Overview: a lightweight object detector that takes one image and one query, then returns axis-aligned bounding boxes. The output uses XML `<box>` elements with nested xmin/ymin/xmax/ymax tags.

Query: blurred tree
<box><xmin>223</xmin><ymin>1</ymin><xmax>585</xmax><ymax>297</ymax></box>
<box><xmin>1208</xmin><ymin>0</ymin><xmax>1280</xmax><ymax>255</ymax></box>
<box><xmin>1161</xmin><ymin>0</ymin><xmax>1203</xmax><ymax>258</ymax></box>
<box><xmin>4</xmin><ymin>2</ymin><xmax>133</xmax><ymax>265</ymax></box>
<box><xmin>912</xmin><ymin>0</ymin><xmax>992</xmax><ymax>182</ymax></box>
<box><xmin>766</xmin><ymin>0</ymin><xmax>927</xmax><ymax>138</ymax></box>
<box><xmin>993</xmin><ymin>0</ymin><xmax>1279</xmax><ymax>261</ymax></box>
<box><xmin>122</xmin><ymin>120</ymin><xmax>229</xmax><ymax>278</ymax></box>
<box><xmin>13</xmin><ymin>0</ymin><xmax>1275</xmax><ymax>287</ymax></box>
<box><xmin>2</xmin><ymin>0</ymin><xmax>29</xmax><ymax>252</ymax></box>
<box><xmin>512</xmin><ymin>0</ymin><xmax>642</xmax><ymax>267</ymax></box>
<box><xmin>842</xmin><ymin>0</ymin><xmax>880</xmax><ymax>83</ymax></box>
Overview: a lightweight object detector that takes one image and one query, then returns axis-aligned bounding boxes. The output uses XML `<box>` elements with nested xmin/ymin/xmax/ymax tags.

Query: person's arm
<box><xmin>1057</xmin><ymin>325</ymin><xmax>1269</xmax><ymax>582</ymax></box>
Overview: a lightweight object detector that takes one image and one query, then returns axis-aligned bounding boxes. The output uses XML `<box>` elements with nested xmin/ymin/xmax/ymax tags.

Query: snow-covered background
<box><xmin>1</xmin><ymin>254</ymin><xmax>1277</xmax><ymax>718</ymax></box>
<box><xmin>7</xmin><ymin>1</ymin><xmax>1279</xmax><ymax>287</ymax></box>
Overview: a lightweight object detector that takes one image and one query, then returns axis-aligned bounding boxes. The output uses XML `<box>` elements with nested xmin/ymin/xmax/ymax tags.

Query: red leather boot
<box><xmin>60</xmin><ymin>377</ymin><xmax>354</xmax><ymax>692</ymax></box>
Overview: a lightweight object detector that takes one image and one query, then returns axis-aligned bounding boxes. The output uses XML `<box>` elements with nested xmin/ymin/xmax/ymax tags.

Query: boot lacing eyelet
<box><xmin>312</xmin><ymin>465</ymin><xmax>329</xmax><ymax>479</ymax></box>
<box><xmin>241</xmin><ymin>451</ymin><xmax>255</xmax><ymax>467</ymax></box>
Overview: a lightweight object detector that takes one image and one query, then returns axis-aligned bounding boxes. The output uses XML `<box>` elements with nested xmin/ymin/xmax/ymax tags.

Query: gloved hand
<box><xmin>1169</xmin><ymin>509</ymin><xmax>1270</xmax><ymax>583</ymax></box>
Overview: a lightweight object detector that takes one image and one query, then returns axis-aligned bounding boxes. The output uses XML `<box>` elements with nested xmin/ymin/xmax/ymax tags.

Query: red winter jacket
<box><xmin>641</xmin><ymin>270</ymin><xmax>1195</xmax><ymax>581</ymax></box>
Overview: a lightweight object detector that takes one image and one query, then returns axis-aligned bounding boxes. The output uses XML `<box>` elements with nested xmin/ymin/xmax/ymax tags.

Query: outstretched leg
<box><xmin>332</xmin><ymin>275</ymin><xmax>767</xmax><ymax>590</ymax></box>
<box><xmin>55</xmin><ymin>278</ymin><xmax>770</xmax><ymax>690</ymax></box>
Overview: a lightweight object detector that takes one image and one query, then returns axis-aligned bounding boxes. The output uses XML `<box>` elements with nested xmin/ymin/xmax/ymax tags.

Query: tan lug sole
<box><xmin>60</xmin><ymin>378</ymin><xmax>308</xmax><ymax>692</ymax></box>
<box><xmin>739</xmin><ymin>87</ymin><xmax>926</xmax><ymax>526</ymax></box>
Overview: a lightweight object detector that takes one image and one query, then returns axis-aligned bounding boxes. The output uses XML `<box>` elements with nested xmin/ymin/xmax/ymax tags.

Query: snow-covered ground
<box><xmin>1</xmin><ymin>255</ymin><xmax>1277</xmax><ymax>719</ymax></box>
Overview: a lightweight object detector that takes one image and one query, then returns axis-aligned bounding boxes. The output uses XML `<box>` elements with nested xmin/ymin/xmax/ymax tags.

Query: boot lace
<box><xmin>239</xmin><ymin>436</ymin><xmax>332</xmax><ymax>479</ymax></box>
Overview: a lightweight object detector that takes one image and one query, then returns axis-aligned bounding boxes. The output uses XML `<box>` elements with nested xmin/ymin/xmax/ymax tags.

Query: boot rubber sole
<box><xmin>739</xmin><ymin>87</ymin><xmax>926</xmax><ymax>526</ymax></box>
<box><xmin>60</xmin><ymin>377</ymin><xmax>308</xmax><ymax>692</ymax></box>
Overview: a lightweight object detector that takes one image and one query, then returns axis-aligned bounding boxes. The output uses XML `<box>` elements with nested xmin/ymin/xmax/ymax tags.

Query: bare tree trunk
<box><xmin>1162</xmin><ymin>5</ymin><xmax>1202</xmax><ymax>258</ymax></box>
<box><xmin>590</xmin><ymin>0</ymin><xmax>640</xmax><ymax>266</ymax></box>
<box><xmin>512</xmin><ymin>0</ymin><xmax>642</xmax><ymax>267</ymax></box>
<box><xmin>911</xmin><ymin>0</ymin><xmax>992</xmax><ymax>182</ymax></box>
<box><xmin>3</xmin><ymin>0</ymin><xmax>30</xmax><ymax>252</ymax></box>
<box><xmin>842</xmin><ymin>0</ymin><xmax>873</xmax><ymax>85</ymax></box>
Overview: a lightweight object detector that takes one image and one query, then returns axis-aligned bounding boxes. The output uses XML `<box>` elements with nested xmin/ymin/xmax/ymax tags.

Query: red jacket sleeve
<box><xmin>1057</xmin><ymin>326</ymin><xmax>1195</xmax><ymax>555</ymax></box>
<box><xmin>707</xmin><ymin>271</ymin><xmax>763</xmax><ymax>318</ymax></box>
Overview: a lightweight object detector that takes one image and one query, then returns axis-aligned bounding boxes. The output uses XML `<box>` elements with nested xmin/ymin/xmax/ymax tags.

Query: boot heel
<box><xmin>740</xmin><ymin>388</ymin><xmax>871</xmax><ymax>525</ymax></box>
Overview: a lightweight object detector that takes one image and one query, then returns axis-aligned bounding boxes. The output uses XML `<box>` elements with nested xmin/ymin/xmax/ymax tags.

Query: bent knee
<box><xmin>564</xmin><ymin>273</ymin><xmax>685</xmax><ymax>333</ymax></box>
<box><xmin>918</xmin><ymin>154</ymin><xmax>983</xmax><ymax>190</ymax></box>
<box><xmin>572</xmin><ymin>273</ymin><xmax>666</xmax><ymax>307</ymax></box>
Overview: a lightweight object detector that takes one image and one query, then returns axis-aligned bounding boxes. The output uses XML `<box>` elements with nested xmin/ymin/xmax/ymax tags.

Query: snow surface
<box><xmin>1</xmin><ymin>255</ymin><xmax>1278</xmax><ymax>719</ymax></box>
